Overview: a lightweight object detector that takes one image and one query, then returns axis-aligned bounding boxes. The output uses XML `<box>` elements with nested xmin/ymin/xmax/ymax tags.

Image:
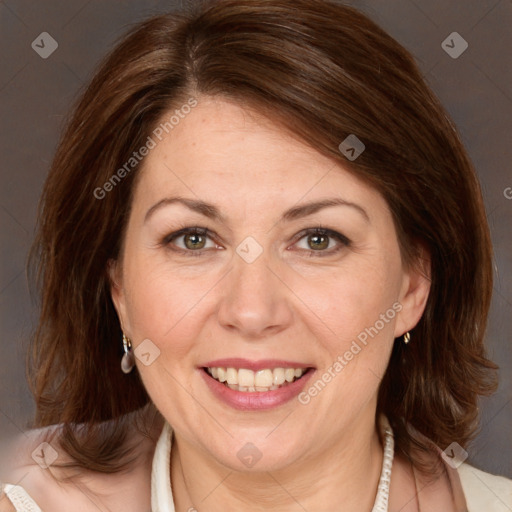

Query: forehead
<box><xmin>132</xmin><ymin>97</ymin><xmax>386</xmax><ymax>218</ymax></box>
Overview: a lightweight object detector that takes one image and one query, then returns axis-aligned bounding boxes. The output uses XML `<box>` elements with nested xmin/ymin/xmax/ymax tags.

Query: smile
<box><xmin>204</xmin><ymin>366</ymin><xmax>309</xmax><ymax>392</ymax></box>
<box><xmin>200</xmin><ymin>362</ymin><xmax>316</xmax><ymax>411</ymax></box>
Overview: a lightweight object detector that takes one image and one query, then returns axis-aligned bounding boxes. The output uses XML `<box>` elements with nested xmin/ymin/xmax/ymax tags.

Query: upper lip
<box><xmin>200</xmin><ymin>358</ymin><xmax>315</xmax><ymax>372</ymax></box>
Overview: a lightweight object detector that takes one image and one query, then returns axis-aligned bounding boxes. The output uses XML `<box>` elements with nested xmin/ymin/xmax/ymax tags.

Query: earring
<box><xmin>121</xmin><ymin>333</ymin><xmax>135</xmax><ymax>374</ymax></box>
<box><xmin>403</xmin><ymin>331</ymin><xmax>411</xmax><ymax>344</ymax></box>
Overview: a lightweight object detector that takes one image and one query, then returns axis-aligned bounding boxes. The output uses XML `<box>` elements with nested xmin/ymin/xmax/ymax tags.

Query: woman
<box><xmin>1</xmin><ymin>0</ymin><xmax>510</xmax><ymax>510</ymax></box>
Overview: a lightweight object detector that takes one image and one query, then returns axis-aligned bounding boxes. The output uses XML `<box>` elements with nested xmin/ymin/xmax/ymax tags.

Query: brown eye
<box><xmin>294</xmin><ymin>227</ymin><xmax>350</xmax><ymax>256</ymax></box>
<box><xmin>184</xmin><ymin>233</ymin><xmax>207</xmax><ymax>250</ymax></box>
<box><xmin>307</xmin><ymin>233</ymin><xmax>330</xmax><ymax>250</ymax></box>
<box><xmin>163</xmin><ymin>227</ymin><xmax>217</xmax><ymax>255</ymax></box>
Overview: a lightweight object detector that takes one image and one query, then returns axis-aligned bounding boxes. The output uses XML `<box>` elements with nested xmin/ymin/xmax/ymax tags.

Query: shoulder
<box><xmin>0</xmin><ymin>425</ymin><xmax>56</xmax><ymax>511</ymax></box>
<box><xmin>1</xmin><ymin>420</ymin><xmax>160</xmax><ymax>512</ymax></box>
<box><xmin>457</xmin><ymin>462</ymin><xmax>512</xmax><ymax>511</ymax></box>
<box><xmin>0</xmin><ymin>493</ymin><xmax>16</xmax><ymax>512</ymax></box>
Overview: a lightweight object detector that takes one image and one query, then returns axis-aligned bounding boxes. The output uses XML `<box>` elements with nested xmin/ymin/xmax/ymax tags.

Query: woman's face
<box><xmin>110</xmin><ymin>96</ymin><xmax>430</xmax><ymax>471</ymax></box>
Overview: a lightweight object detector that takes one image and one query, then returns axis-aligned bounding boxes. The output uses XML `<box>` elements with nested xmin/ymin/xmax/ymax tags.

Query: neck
<box><xmin>170</xmin><ymin>413</ymin><xmax>384</xmax><ymax>512</ymax></box>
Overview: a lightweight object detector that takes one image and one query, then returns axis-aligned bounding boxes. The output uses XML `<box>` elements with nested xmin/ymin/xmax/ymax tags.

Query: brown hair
<box><xmin>28</xmin><ymin>0</ymin><xmax>498</xmax><ymax>476</ymax></box>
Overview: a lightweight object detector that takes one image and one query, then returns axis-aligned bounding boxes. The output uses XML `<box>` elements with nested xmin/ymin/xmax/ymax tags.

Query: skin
<box><xmin>109</xmin><ymin>96</ymin><xmax>431</xmax><ymax>511</ymax></box>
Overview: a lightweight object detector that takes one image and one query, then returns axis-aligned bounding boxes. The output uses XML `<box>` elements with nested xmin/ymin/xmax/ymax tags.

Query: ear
<box><xmin>107</xmin><ymin>258</ymin><xmax>131</xmax><ymax>335</ymax></box>
<box><xmin>394</xmin><ymin>246</ymin><xmax>431</xmax><ymax>338</ymax></box>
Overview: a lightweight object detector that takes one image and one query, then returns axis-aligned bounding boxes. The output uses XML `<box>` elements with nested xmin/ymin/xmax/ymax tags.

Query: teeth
<box><xmin>255</xmin><ymin>369</ymin><xmax>273</xmax><ymax>387</ymax></box>
<box><xmin>285</xmin><ymin>368</ymin><xmax>295</xmax><ymax>382</ymax></box>
<box><xmin>226</xmin><ymin>368</ymin><xmax>238</xmax><ymax>385</ymax></box>
<box><xmin>206</xmin><ymin>366</ymin><xmax>308</xmax><ymax>392</ymax></box>
<box><xmin>273</xmin><ymin>367</ymin><xmax>285</xmax><ymax>386</ymax></box>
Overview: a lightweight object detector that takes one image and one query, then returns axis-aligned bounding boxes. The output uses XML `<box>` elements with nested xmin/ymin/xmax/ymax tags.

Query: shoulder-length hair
<box><xmin>28</xmin><ymin>0</ymin><xmax>498</xmax><ymax>475</ymax></box>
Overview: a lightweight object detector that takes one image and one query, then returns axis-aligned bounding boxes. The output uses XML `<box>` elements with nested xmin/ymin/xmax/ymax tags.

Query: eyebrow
<box><xmin>144</xmin><ymin>196</ymin><xmax>370</xmax><ymax>224</ymax></box>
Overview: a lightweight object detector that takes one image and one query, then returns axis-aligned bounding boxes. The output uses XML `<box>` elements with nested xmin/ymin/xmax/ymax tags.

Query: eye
<box><xmin>293</xmin><ymin>227</ymin><xmax>350</xmax><ymax>256</ymax></box>
<box><xmin>163</xmin><ymin>227</ymin><xmax>219</xmax><ymax>255</ymax></box>
<box><xmin>161</xmin><ymin>226</ymin><xmax>350</xmax><ymax>258</ymax></box>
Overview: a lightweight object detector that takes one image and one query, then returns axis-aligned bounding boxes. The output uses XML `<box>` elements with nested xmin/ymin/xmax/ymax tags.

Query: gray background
<box><xmin>1</xmin><ymin>0</ymin><xmax>511</xmax><ymax>479</ymax></box>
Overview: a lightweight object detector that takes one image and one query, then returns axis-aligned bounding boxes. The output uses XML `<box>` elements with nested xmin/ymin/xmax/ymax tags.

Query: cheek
<box><xmin>122</xmin><ymin>252</ymin><xmax>220</xmax><ymax>359</ymax></box>
<box><xmin>302</xmin><ymin>261</ymin><xmax>400</xmax><ymax>343</ymax></box>
<box><xmin>294</xmin><ymin>256</ymin><xmax>401</xmax><ymax>408</ymax></box>
<box><xmin>297</xmin><ymin>270</ymin><xmax>399</xmax><ymax>405</ymax></box>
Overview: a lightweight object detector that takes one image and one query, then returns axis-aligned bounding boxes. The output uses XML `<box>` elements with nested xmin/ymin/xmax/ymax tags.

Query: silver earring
<box><xmin>121</xmin><ymin>333</ymin><xmax>135</xmax><ymax>374</ymax></box>
<box><xmin>403</xmin><ymin>331</ymin><xmax>411</xmax><ymax>344</ymax></box>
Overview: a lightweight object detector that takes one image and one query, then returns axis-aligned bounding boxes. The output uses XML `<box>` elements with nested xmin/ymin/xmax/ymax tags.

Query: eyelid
<box><xmin>163</xmin><ymin>226</ymin><xmax>211</xmax><ymax>244</ymax></box>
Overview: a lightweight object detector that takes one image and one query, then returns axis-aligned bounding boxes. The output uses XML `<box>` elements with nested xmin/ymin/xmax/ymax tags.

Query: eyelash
<box><xmin>161</xmin><ymin>226</ymin><xmax>351</xmax><ymax>258</ymax></box>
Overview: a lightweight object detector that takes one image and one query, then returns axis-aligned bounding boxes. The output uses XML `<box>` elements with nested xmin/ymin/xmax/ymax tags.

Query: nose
<box><xmin>216</xmin><ymin>245</ymin><xmax>294</xmax><ymax>340</ymax></box>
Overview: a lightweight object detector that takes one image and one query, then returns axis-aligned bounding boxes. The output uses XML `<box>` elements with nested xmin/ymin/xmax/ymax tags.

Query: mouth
<box><xmin>199</xmin><ymin>360</ymin><xmax>316</xmax><ymax>411</ymax></box>
<box><xmin>203</xmin><ymin>366</ymin><xmax>313</xmax><ymax>392</ymax></box>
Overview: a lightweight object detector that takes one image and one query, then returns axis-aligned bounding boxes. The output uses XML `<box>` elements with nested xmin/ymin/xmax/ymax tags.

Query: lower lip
<box><xmin>199</xmin><ymin>368</ymin><xmax>315</xmax><ymax>411</ymax></box>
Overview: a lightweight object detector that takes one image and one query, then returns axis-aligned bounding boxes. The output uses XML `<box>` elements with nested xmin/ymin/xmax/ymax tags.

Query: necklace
<box><xmin>372</xmin><ymin>417</ymin><xmax>394</xmax><ymax>512</ymax></box>
<box><xmin>151</xmin><ymin>417</ymin><xmax>395</xmax><ymax>512</ymax></box>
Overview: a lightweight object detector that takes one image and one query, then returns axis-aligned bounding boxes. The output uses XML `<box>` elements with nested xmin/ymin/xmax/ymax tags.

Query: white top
<box><xmin>2</xmin><ymin>421</ymin><xmax>511</xmax><ymax>511</ymax></box>
<box><xmin>0</xmin><ymin>485</ymin><xmax>42</xmax><ymax>512</ymax></box>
